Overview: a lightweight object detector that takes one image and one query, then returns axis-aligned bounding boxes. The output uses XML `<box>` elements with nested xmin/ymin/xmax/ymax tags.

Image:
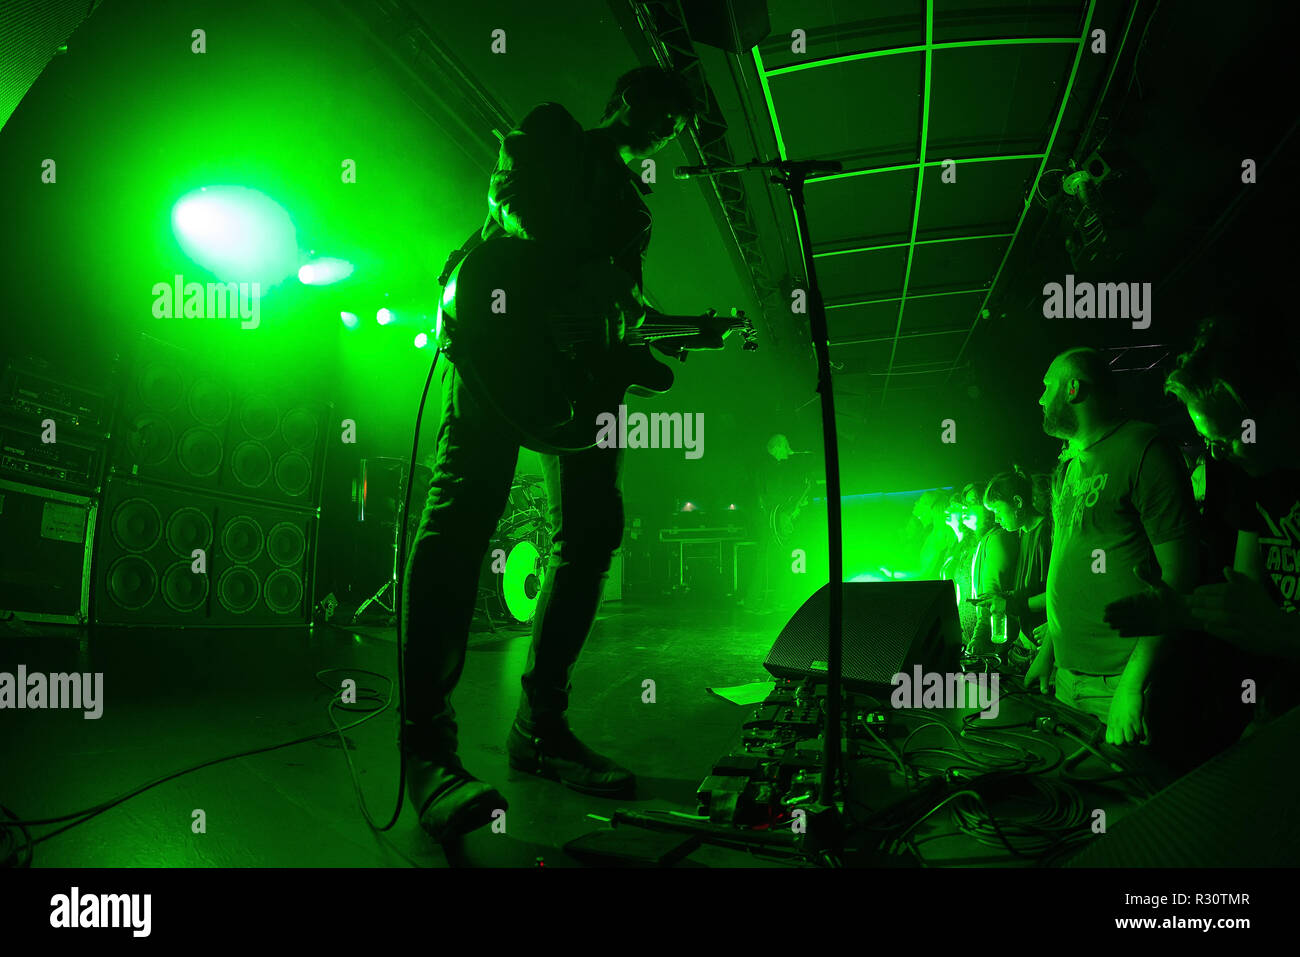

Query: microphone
<box><xmin>674</xmin><ymin>165</ymin><xmax>713</xmax><ymax>180</ymax></box>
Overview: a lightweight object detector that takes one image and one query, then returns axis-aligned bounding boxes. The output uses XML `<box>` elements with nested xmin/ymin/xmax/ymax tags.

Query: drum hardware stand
<box><xmin>353</xmin><ymin>521</ymin><xmax>400</xmax><ymax>624</ymax></box>
<box><xmin>353</xmin><ymin>456</ymin><xmax>426</xmax><ymax>626</ymax></box>
<box><xmin>477</xmin><ymin>583</ymin><xmax>505</xmax><ymax>634</ymax></box>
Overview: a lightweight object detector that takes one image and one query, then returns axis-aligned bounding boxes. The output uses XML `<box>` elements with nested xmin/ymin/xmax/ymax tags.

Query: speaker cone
<box><xmin>137</xmin><ymin>362</ymin><xmax>183</xmax><ymax>410</ymax></box>
<box><xmin>281</xmin><ymin>407</ymin><xmax>318</xmax><ymax>451</ymax></box>
<box><xmin>217</xmin><ymin>565</ymin><xmax>260</xmax><ymax>613</ymax></box>
<box><xmin>267</xmin><ymin>521</ymin><xmax>305</xmax><ymax>566</ymax></box>
<box><xmin>166</xmin><ymin>507</ymin><xmax>213</xmax><ymax>557</ymax></box>
<box><xmin>188</xmin><ymin>376</ymin><xmax>232</xmax><ymax>426</ymax></box>
<box><xmin>111</xmin><ymin>498</ymin><xmax>162</xmax><ymax>552</ymax></box>
<box><xmin>232</xmin><ymin>440</ymin><xmax>273</xmax><ymax>488</ymax></box>
<box><xmin>239</xmin><ymin>395</ymin><xmax>278</xmax><ymax>440</ymax></box>
<box><xmin>178</xmin><ymin>426</ymin><xmax>222</xmax><ymax>478</ymax></box>
<box><xmin>107</xmin><ymin>555</ymin><xmax>157</xmax><ymax>610</ymax></box>
<box><xmin>221</xmin><ymin>516</ymin><xmax>264</xmax><ymax>564</ymax></box>
<box><xmin>162</xmin><ymin>561</ymin><xmax>208</xmax><ymax>612</ymax></box>
<box><xmin>126</xmin><ymin>413</ymin><xmax>174</xmax><ymax>466</ymax></box>
<box><xmin>274</xmin><ymin>451</ymin><xmax>311</xmax><ymax>497</ymax></box>
<box><xmin>264</xmin><ymin>568</ymin><xmax>303</xmax><ymax>614</ymax></box>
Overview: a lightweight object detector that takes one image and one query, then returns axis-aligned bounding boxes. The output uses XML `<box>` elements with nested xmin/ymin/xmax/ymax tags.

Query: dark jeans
<box><xmin>399</xmin><ymin>357</ymin><xmax>624</xmax><ymax>759</ymax></box>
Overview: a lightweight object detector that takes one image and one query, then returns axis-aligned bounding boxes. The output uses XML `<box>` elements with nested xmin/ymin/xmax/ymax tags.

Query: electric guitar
<box><xmin>770</xmin><ymin>478</ymin><xmax>822</xmax><ymax>547</ymax></box>
<box><xmin>437</xmin><ymin>237</ymin><xmax>758</xmax><ymax>453</ymax></box>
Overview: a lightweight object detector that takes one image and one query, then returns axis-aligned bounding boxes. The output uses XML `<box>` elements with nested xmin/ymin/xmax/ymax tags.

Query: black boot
<box><xmin>506</xmin><ymin>714</ymin><xmax>635</xmax><ymax>797</ymax></box>
<box><xmin>402</xmin><ymin>717</ymin><xmax>505</xmax><ymax>843</ymax></box>
<box><xmin>405</xmin><ymin>750</ymin><xmax>507</xmax><ymax>844</ymax></box>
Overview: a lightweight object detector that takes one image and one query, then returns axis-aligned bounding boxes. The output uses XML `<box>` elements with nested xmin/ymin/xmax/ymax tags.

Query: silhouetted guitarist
<box><xmin>401</xmin><ymin>67</ymin><xmax>713</xmax><ymax>845</ymax></box>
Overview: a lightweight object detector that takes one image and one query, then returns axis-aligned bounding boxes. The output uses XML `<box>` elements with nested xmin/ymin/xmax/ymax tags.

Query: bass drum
<box><xmin>479</xmin><ymin>538</ymin><xmax>547</xmax><ymax>624</ymax></box>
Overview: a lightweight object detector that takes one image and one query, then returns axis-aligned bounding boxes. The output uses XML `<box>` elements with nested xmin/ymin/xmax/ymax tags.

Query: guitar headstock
<box><xmin>702</xmin><ymin>307</ymin><xmax>759</xmax><ymax>351</ymax></box>
<box><xmin>733</xmin><ymin>308</ymin><xmax>759</xmax><ymax>351</ymax></box>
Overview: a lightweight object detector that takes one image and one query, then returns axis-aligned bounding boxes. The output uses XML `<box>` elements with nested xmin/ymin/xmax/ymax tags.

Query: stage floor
<box><xmin>0</xmin><ymin>598</ymin><xmax>794</xmax><ymax>868</ymax></box>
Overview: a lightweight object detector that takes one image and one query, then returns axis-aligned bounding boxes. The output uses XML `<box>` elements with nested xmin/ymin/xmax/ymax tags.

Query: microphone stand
<box><xmin>679</xmin><ymin>156</ymin><xmax>846</xmax><ymax>860</ymax></box>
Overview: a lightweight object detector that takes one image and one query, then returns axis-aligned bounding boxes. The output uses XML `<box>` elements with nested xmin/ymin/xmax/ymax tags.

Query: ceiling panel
<box><xmin>770</xmin><ymin>54</ymin><xmax>922</xmax><ymax>166</ymax></box>
<box><xmin>761</xmin><ymin>0</ymin><xmax>925</xmax><ymax>72</ymax></box>
<box><xmin>907</xmin><ymin>236</ymin><xmax>1008</xmax><ymax>292</ymax></box>
<box><xmin>805</xmin><ymin>169</ymin><xmax>917</xmax><ymax>244</ymax></box>
<box><xmin>752</xmin><ymin>0</ymin><xmax>1097</xmax><ymax>402</ymax></box>
<box><xmin>928</xmin><ymin>44</ymin><xmax>1075</xmax><ymax>156</ymax></box>
<box><xmin>899</xmin><ymin>291</ymin><xmax>988</xmax><ymax>331</ymax></box>
<box><xmin>817</xmin><ymin>248</ymin><xmax>908</xmax><ymax>302</ymax></box>
<box><xmin>826</xmin><ymin>300</ymin><xmax>904</xmax><ymax>342</ymax></box>
<box><xmin>914</xmin><ymin>158</ymin><xmax>1037</xmax><ymax>233</ymax></box>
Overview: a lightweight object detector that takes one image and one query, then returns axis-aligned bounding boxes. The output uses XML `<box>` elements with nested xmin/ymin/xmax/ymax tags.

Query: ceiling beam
<box><xmin>809</xmin><ymin>153</ymin><xmax>1044</xmax><ymax>184</ymax></box>
<box><xmin>880</xmin><ymin>0</ymin><xmax>936</xmax><ymax>405</ymax></box>
<box><xmin>944</xmin><ymin>0</ymin><xmax>1100</xmax><ymax>384</ymax></box>
<box><xmin>815</xmin><ymin>232</ymin><xmax>1012</xmax><ymax>258</ymax></box>
<box><xmin>764</xmin><ymin>36</ymin><xmax>1081</xmax><ymax>77</ymax></box>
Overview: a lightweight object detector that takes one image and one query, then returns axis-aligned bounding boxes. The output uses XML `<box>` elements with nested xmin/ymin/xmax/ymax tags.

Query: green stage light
<box><xmin>172</xmin><ymin>186</ymin><xmax>298</xmax><ymax>289</ymax></box>
<box><xmin>298</xmin><ymin>257</ymin><xmax>354</xmax><ymax>285</ymax></box>
<box><xmin>413</xmin><ymin>332</ymin><xmax>428</xmax><ymax>348</ymax></box>
<box><xmin>376</xmin><ymin>308</ymin><xmax>393</xmax><ymax>325</ymax></box>
<box><xmin>340</xmin><ymin>311</ymin><xmax>359</xmax><ymax>329</ymax></box>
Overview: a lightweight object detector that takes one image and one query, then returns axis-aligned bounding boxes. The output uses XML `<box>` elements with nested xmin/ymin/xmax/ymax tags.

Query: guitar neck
<box><xmin>548</xmin><ymin>309</ymin><xmax>756</xmax><ymax>350</ymax></box>
<box><xmin>632</xmin><ymin>315</ymin><xmax>718</xmax><ymax>343</ymax></box>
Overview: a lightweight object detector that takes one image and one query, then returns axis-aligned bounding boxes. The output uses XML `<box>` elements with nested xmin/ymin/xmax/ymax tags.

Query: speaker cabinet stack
<box><xmin>94</xmin><ymin>475</ymin><xmax>316</xmax><ymax>626</ymax></box>
<box><xmin>93</xmin><ymin>334</ymin><xmax>327</xmax><ymax>628</ymax></box>
<box><xmin>114</xmin><ymin>336</ymin><xmax>323</xmax><ymax>510</ymax></box>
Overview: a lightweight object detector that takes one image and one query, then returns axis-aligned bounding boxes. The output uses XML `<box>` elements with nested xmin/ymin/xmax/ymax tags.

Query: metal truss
<box><xmin>625</xmin><ymin>1</ymin><xmax>794</xmax><ymax>349</ymax></box>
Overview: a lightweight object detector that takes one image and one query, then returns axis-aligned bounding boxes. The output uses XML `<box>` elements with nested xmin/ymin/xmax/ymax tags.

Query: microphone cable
<box><xmin>373</xmin><ymin>342</ymin><xmax>443</xmax><ymax>831</ymax></box>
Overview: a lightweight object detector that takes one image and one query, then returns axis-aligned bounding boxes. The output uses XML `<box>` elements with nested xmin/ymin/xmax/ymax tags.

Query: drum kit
<box><xmin>479</xmin><ymin>473</ymin><xmax>550</xmax><ymax>629</ymax></box>
<box><xmin>350</xmin><ymin>457</ymin><xmax>551</xmax><ymax>627</ymax></box>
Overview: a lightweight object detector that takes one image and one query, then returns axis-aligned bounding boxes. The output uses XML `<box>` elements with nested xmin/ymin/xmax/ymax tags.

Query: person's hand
<box><xmin>575</xmin><ymin>260</ymin><xmax>644</xmax><ymax>339</ymax></box>
<box><xmin>1103</xmin><ymin>565</ymin><xmax>1190</xmax><ymax>637</ymax></box>
<box><xmin>1024</xmin><ymin>627</ymin><xmax>1054</xmax><ymax>693</ymax></box>
<box><xmin>969</xmin><ymin>591</ymin><xmax>1007</xmax><ymax>614</ymax></box>
<box><xmin>616</xmin><ymin>289</ymin><xmax>647</xmax><ymax>336</ymax></box>
<box><xmin>1185</xmin><ymin>567</ymin><xmax>1286</xmax><ymax>653</ymax></box>
<box><xmin>677</xmin><ymin>308</ymin><xmax>734</xmax><ymax>351</ymax></box>
<box><xmin>1104</xmin><ymin>685</ymin><xmax>1147</xmax><ymax>746</ymax></box>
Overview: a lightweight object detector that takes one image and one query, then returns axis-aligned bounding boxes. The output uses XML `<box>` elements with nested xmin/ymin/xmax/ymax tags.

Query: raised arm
<box><xmin>487</xmin><ymin>103</ymin><xmax>586</xmax><ymax>251</ymax></box>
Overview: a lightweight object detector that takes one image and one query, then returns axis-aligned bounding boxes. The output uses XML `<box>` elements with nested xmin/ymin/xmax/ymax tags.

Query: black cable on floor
<box><xmin>0</xmin><ymin>345</ymin><xmax>446</xmax><ymax>864</ymax></box>
<box><xmin>0</xmin><ymin>667</ymin><xmax>397</xmax><ymax>862</ymax></box>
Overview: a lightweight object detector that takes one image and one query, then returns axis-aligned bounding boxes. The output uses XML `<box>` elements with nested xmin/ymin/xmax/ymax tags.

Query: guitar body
<box><xmin>438</xmin><ymin>237</ymin><xmax>677</xmax><ymax>453</ymax></box>
<box><xmin>770</xmin><ymin>477</ymin><xmax>817</xmax><ymax>547</ymax></box>
<box><xmin>771</xmin><ymin>500</ymin><xmax>801</xmax><ymax>548</ymax></box>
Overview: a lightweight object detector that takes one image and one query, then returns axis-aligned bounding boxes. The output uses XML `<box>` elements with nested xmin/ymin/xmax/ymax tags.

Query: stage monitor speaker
<box><xmin>0</xmin><ymin>478</ymin><xmax>95</xmax><ymax>624</ymax></box>
<box><xmin>681</xmin><ymin>0</ymin><xmax>771</xmax><ymax>53</ymax></box>
<box><xmin>111</xmin><ymin>334</ymin><xmax>328</xmax><ymax>510</ymax></box>
<box><xmin>1065</xmin><ymin>705</ymin><xmax>1300</xmax><ymax>867</ymax></box>
<box><xmin>764</xmin><ymin>580</ymin><xmax>961</xmax><ymax>694</ymax></box>
<box><xmin>93</xmin><ymin>474</ymin><xmax>317</xmax><ymax>627</ymax></box>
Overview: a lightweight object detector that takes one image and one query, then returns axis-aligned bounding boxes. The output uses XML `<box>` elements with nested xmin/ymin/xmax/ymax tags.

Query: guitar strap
<box><xmin>437</xmin><ymin>224</ymin><xmax>488</xmax><ymax>288</ymax></box>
